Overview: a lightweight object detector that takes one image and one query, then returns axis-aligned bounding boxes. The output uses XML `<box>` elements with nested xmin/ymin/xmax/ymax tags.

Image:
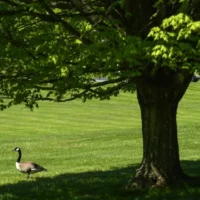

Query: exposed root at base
<box><xmin>126</xmin><ymin>174</ymin><xmax>167</xmax><ymax>190</ymax></box>
<box><xmin>125</xmin><ymin>164</ymin><xmax>185</xmax><ymax>190</ymax></box>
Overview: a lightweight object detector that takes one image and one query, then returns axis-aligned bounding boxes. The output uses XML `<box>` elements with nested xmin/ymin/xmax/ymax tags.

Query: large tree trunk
<box><xmin>127</xmin><ymin>69</ymin><xmax>193</xmax><ymax>189</ymax></box>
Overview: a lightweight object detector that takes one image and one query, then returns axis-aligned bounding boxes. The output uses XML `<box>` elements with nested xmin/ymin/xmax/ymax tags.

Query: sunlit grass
<box><xmin>0</xmin><ymin>82</ymin><xmax>200</xmax><ymax>199</ymax></box>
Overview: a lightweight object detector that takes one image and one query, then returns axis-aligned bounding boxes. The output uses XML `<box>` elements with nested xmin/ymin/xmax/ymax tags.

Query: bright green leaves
<box><xmin>48</xmin><ymin>55</ymin><xmax>59</xmax><ymax>65</ymax></box>
<box><xmin>151</xmin><ymin>45</ymin><xmax>168</xmax><ymax>58</ymax></box>
<box><xmin>148</xmin><ymin>13</ymin><xmax>200</xmax><ymax>72</ymax></box>
<box><xmin>161</xmin><ymin>13</ymin><xmax>192</xmax><ymax>30</ymax></box>
<box><xmin>178</xmin><ymin>21</ymin><xmax>200</xmax><ymax>40</ymax></box>
<box><xmin>148</xmin><ymin>27</ymin><xmax>171</xmax><ymax>42</ymax></box>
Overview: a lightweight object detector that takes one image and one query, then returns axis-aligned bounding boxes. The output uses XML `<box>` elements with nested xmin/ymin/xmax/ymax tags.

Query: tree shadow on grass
<box><xmin>1</xmin><ymin>161</ymin><xmax>200</xmax><ymax>200</ymax></box>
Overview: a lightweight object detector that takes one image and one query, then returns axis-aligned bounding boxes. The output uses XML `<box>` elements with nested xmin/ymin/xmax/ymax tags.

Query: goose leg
<box><xmin>27</xmin><ymin>173</ymin><xmax>30</xmax><ymax>179</ymax></box>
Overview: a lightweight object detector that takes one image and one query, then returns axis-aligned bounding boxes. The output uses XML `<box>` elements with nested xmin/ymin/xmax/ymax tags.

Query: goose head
<box><xmin>13</xmin><ymin>147</ymin><xmax>21</xmax><ymax>152</ymax></box>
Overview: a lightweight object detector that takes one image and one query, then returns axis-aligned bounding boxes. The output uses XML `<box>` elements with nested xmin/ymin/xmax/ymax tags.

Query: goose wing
<box><xmin>19</xmin><ymin>162</ymin><xmax>47</xmax><ymax>173</ymax></box>
<box><xmin>30</xmin><ymin>162</ymin><xmax>47</xmax><ymax>172</ymax></box>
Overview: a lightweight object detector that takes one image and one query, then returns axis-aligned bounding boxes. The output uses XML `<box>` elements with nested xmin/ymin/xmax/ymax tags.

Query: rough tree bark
<box><xmin>126</xmin><ymin>69</ymin><xmax>193</xmax><ymax>189</ymax></box>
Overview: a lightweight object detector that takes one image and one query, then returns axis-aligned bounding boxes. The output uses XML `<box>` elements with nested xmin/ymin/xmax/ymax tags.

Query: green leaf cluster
<box><xmin>148</xmin><ymin>13</ymin><xmax>200</xmax><ymax>72</ymax></box>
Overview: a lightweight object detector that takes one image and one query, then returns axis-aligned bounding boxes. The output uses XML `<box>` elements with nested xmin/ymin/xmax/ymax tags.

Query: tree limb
<box><xmin>39</xmin><ymin>0</ymin><xmax>93</xmax><ymax>44</ymax></box>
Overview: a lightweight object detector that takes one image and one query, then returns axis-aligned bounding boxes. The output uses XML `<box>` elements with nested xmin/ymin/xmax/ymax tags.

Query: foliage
<box><xmin>0</xmin><ymin>0</ymin><xmax>199</xmax><ymax>109</ymax></box>
<box><xmin>0</xmin><ymin>0</ymin><xmax>137</xmax><ymax>109</ymax></box>
<box><xmin>148</xmin><ymin>13</ymin><xmax>200</xmax><ymax>72</ymax></box>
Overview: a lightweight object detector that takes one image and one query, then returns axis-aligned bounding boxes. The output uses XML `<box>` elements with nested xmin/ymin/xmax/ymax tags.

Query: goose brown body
<box><xmin>13</xmin><ymin>147</ymin><xmax>47</xmax><ymax>179</ymax></box>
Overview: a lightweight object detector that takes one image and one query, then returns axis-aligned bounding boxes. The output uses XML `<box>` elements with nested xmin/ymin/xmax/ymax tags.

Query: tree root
<box><xmin>126</xmin><ymin>175</ymin><xmax>168</xmax><ymax>190</ymax></box>
<box><xmin>126</xmin><ymin>164</ymin><xmax>169</xmax><ymax>190</ymax></box>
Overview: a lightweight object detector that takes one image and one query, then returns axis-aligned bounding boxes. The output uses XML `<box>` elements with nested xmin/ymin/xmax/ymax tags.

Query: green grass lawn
<box><xmin>0</xmin><ymin>82</ymin><xmax>200</xmax><ymax>199</ymax></box>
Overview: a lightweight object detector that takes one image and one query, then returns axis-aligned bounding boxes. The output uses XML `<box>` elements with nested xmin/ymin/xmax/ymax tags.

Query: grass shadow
<box><xmin>1</xmin><ymin>161</ymin><xmax>200</xmax><ymax>200</ymax></box>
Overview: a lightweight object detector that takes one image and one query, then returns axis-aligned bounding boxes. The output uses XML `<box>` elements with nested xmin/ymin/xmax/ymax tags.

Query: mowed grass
<box><xmin>0</xmin><ymin>82</ymin><xmax>200</xmax><ymax>199</ymax></box>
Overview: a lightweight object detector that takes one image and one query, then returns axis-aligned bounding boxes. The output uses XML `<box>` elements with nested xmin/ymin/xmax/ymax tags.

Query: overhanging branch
<box><xmin>39</xmin><ymin>0</ymin><xmax>93</xmax><ymax>44</ymax></box>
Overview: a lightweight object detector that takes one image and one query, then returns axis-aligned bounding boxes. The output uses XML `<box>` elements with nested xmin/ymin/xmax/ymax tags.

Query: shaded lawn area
<box><xmin>1</xmin><ymin>161</ymin><xmax>200</xmax><ymax>200</ymax></box>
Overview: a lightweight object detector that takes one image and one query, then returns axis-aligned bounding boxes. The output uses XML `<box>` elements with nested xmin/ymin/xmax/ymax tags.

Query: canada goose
<box><xmin>13</xmin><ymin>147</ymin><xmax>47</xmax><ymax>179</ymax></box>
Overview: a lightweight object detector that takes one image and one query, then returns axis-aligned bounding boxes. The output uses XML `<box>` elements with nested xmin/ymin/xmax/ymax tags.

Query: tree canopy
<box><xmin>0</xmin><ymin>0</ymin><xmax>199</xmax><ymax>109</ymax></box>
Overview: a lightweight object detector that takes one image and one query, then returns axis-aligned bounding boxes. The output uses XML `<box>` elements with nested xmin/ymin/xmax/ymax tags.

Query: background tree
<box><xmin>0</xmin><ymin>0</ymin><xmax>200</xmax><ymax>189</ymax></box>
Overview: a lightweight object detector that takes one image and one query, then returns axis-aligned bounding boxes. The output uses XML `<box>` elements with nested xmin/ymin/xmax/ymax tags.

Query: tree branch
<box><xmin>36</xmin><ymin>90</ymin><xmax>89</xmax><ymax>102</ymax></box>
<box><xmin>39</xmin><ymin>0</ymin><xmax>93</xmax><ymax>44</ymax></box>
<box><xmin>0</xmin><ymin>0</ymin><xmax>19</xmax><ymax>7</ymax></box>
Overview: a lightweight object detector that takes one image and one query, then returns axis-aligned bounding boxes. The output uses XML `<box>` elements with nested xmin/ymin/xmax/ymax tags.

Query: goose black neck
<box><xmin>17</xmin><ymin>149</ymin><xmax>21</xmax><ymax>163</ymax></box>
